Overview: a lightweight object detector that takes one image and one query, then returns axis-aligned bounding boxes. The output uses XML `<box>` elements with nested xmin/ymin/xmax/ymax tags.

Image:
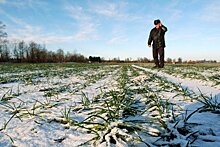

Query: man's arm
<box><xmin>148</xmin><ymin>30</ymin><xmax>153</xmax><ymax>47</ymax></box>
<box><xmin>160</xmin><ymin>23</ymin><xmax>167</xmax><ymax>32</ymax></box>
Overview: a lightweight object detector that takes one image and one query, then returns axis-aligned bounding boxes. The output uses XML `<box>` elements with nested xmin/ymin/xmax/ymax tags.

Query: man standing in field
<box><xmin>148</xmin><ymin>19</ymin><xmax>167</xmax><ymax>68</ymax></box>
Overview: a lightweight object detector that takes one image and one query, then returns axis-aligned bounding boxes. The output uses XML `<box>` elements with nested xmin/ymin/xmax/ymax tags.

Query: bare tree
<box><xmin>29</xmin><ymin>41</ymin><xmax>38</xmax><ymax>63</ymax></box>
<box><xmin>166</xmin><ymin>58</ymin><xmax>172</xmax><ymax>63</ymax></box>
<box><xmin>0</xmin><ymin>44</ymin><xmax>10</xmax><ymax>62</ymax></box>
<box><xmin>0</xmin><ymin>21</ymin><xmax>8</xmax><ymax>62</ymax></box>
<box><xmin>57</xmin><ymin>48</ymin><xmax>64</xmax><ymax>62</ymax></box>
<box><xmin>13</xmin><ymin>41</ymin><xmax>19</xmax><ymax>61</ymax></box>
<box><xmin>18</xmin><ymin>41</ymin><xmax>26</xmax><ymax>62</ymax></box>
<box><xmin>177</xmin><ymin>57</ymin><xmax>182</xmax><ymax>63</ymax></box>
<box><xmin>0</xmin><ymin>21</ymin><xmax>7</xmax><ymax>42</ymax></box>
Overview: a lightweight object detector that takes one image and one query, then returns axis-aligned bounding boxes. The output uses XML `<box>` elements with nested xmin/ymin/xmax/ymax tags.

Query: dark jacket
<box><xmin>148</xmin><ymin>25</ymin><xmax>167</xmax><ymax>49</ymax></box>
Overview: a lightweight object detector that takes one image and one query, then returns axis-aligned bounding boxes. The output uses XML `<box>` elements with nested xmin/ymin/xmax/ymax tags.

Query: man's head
<box><xmin>154</xmin><ymin>19</ymin><xmax>161</xmax><ymax>29</ymax></box>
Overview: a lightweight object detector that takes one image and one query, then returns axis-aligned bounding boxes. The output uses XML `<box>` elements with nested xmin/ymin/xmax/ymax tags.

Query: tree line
<box><xmin>0</xmin><ymin>40</ymin><xmax>88</xmax><ymax>63</ymax></box>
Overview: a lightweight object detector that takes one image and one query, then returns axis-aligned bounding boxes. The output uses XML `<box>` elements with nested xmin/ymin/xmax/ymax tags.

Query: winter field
<box><xmin>0</xmin><ymin>63</ymin><xmax>220</xmax><ymax>147</ymax></box>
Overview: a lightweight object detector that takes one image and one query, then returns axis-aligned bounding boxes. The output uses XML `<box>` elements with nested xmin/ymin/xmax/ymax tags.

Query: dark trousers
<box><xmin>153</xmin><ymin>47</ymin><xmax>164</xmax><ymax>67</ymax></box>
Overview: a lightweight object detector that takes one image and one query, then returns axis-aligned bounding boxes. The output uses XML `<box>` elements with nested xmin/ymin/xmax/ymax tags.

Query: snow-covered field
<box><xmin>142</xmin><ymin>64</ymin><xmax>220</xmax><ymax>90</ymax></box>
<box><xmin>0</xmin><ymin>63</ymin><xmax>219</xmax><ymax>147</ymax></box>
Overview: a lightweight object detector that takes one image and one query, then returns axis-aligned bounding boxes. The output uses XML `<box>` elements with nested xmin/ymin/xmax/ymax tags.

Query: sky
<box><xmin>0</xmin><ymin>0</ymin><xmax>220</xmax><ymax>61</ymax></box>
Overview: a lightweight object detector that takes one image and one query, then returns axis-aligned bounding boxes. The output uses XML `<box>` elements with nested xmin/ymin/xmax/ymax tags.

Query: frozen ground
<box><xmin>132</xmin><ymin>65</ymin><xmax>220</xmax><ymax>99</ymax></box>
<box><xmin>0</xmin><ymin>64</ymin><xmax>219</xmax><ymax>146</ymax></box>
<box><xmin>133</xmin><ymin>65</ymin><xmax>220</xmax><ymax>147</ymax></box>
<box><xmin>144</xmin><ymin>64</ymin><xmax>220</xmax><ymax>90</ymax></box>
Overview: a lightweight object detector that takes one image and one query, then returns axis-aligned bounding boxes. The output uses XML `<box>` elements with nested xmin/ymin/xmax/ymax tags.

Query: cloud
<box><xmin>164</xmin><ymin>0</ymin><xmax>183</xmax><ymax>22</ymax></box>
<box><xmin>91</xmin><ymin>2</ymin><xmax>119</xmax><ymax>17</ymax></box>
<box><xmin>0</xmin><ymin>9</ymin><xmax>27</xmax><ymax>26</ymax></box>
<box><xmin>0</xmin><ymin>0</ymin><xmax>48</xmax><ymax>9</ymax></box>
<box><xmin>107</xmin><ymin>27</ymin><xmax>128</xmax><ymax>45</ymax></box>
<box><xmin>0</xmin><ymin>9</ymin><xmax>73</xmax><ymax>44</ymax></box>
<box><xmin>65</xmin><ymin>5</ymin><xmax>99</xmax><ymax>41</ymax></box>
<box><xmin>201</xmin><ymin>1</ymin><xmax>220</xmax><ymax>22</ymax></box>
<box><xmin>204</xmin><ymin>34</ymin><xmax>220</xmax><ymax>41</ymax></box>
<box><xmin>108</xmin><ymin>35</ymin><xmax>128</xmax><ymax>45</ymax></box>
<box><xmin>66</xmin><ymin>5</ymin><xmax>91</xmax><ymax>22</ymax></box>
<box><xmin>0</xmin><ymin>0</ymin><xmax>6</xmax><ymax>3</ymax></box>
<box><xmin>0</xmin><ymin>0</ymin><xmax>50</xmax><ymax>19</ymax></box>
<box><xmin>1</xmin><ymin>4</ymin><xmax>98</xmax><ymax>44</ymax></box>
<box><xmin>73</xmin><ymin>23</ymin><xmax>98</xmax><ymax>41</ymax></box>
<box><xmin>168</xmin><ymin>32</ymin><xmax>199</xmax><ymax>41</ymax></box>
<box><xmin>9</xmin><ymin>23</ymin><xmax>75</xmax><ymax>44</ymax></box>
<box><xmin>90</xmin><ymin>1</ymin><xmax>140</xmax><ymax>22</ymax></box>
